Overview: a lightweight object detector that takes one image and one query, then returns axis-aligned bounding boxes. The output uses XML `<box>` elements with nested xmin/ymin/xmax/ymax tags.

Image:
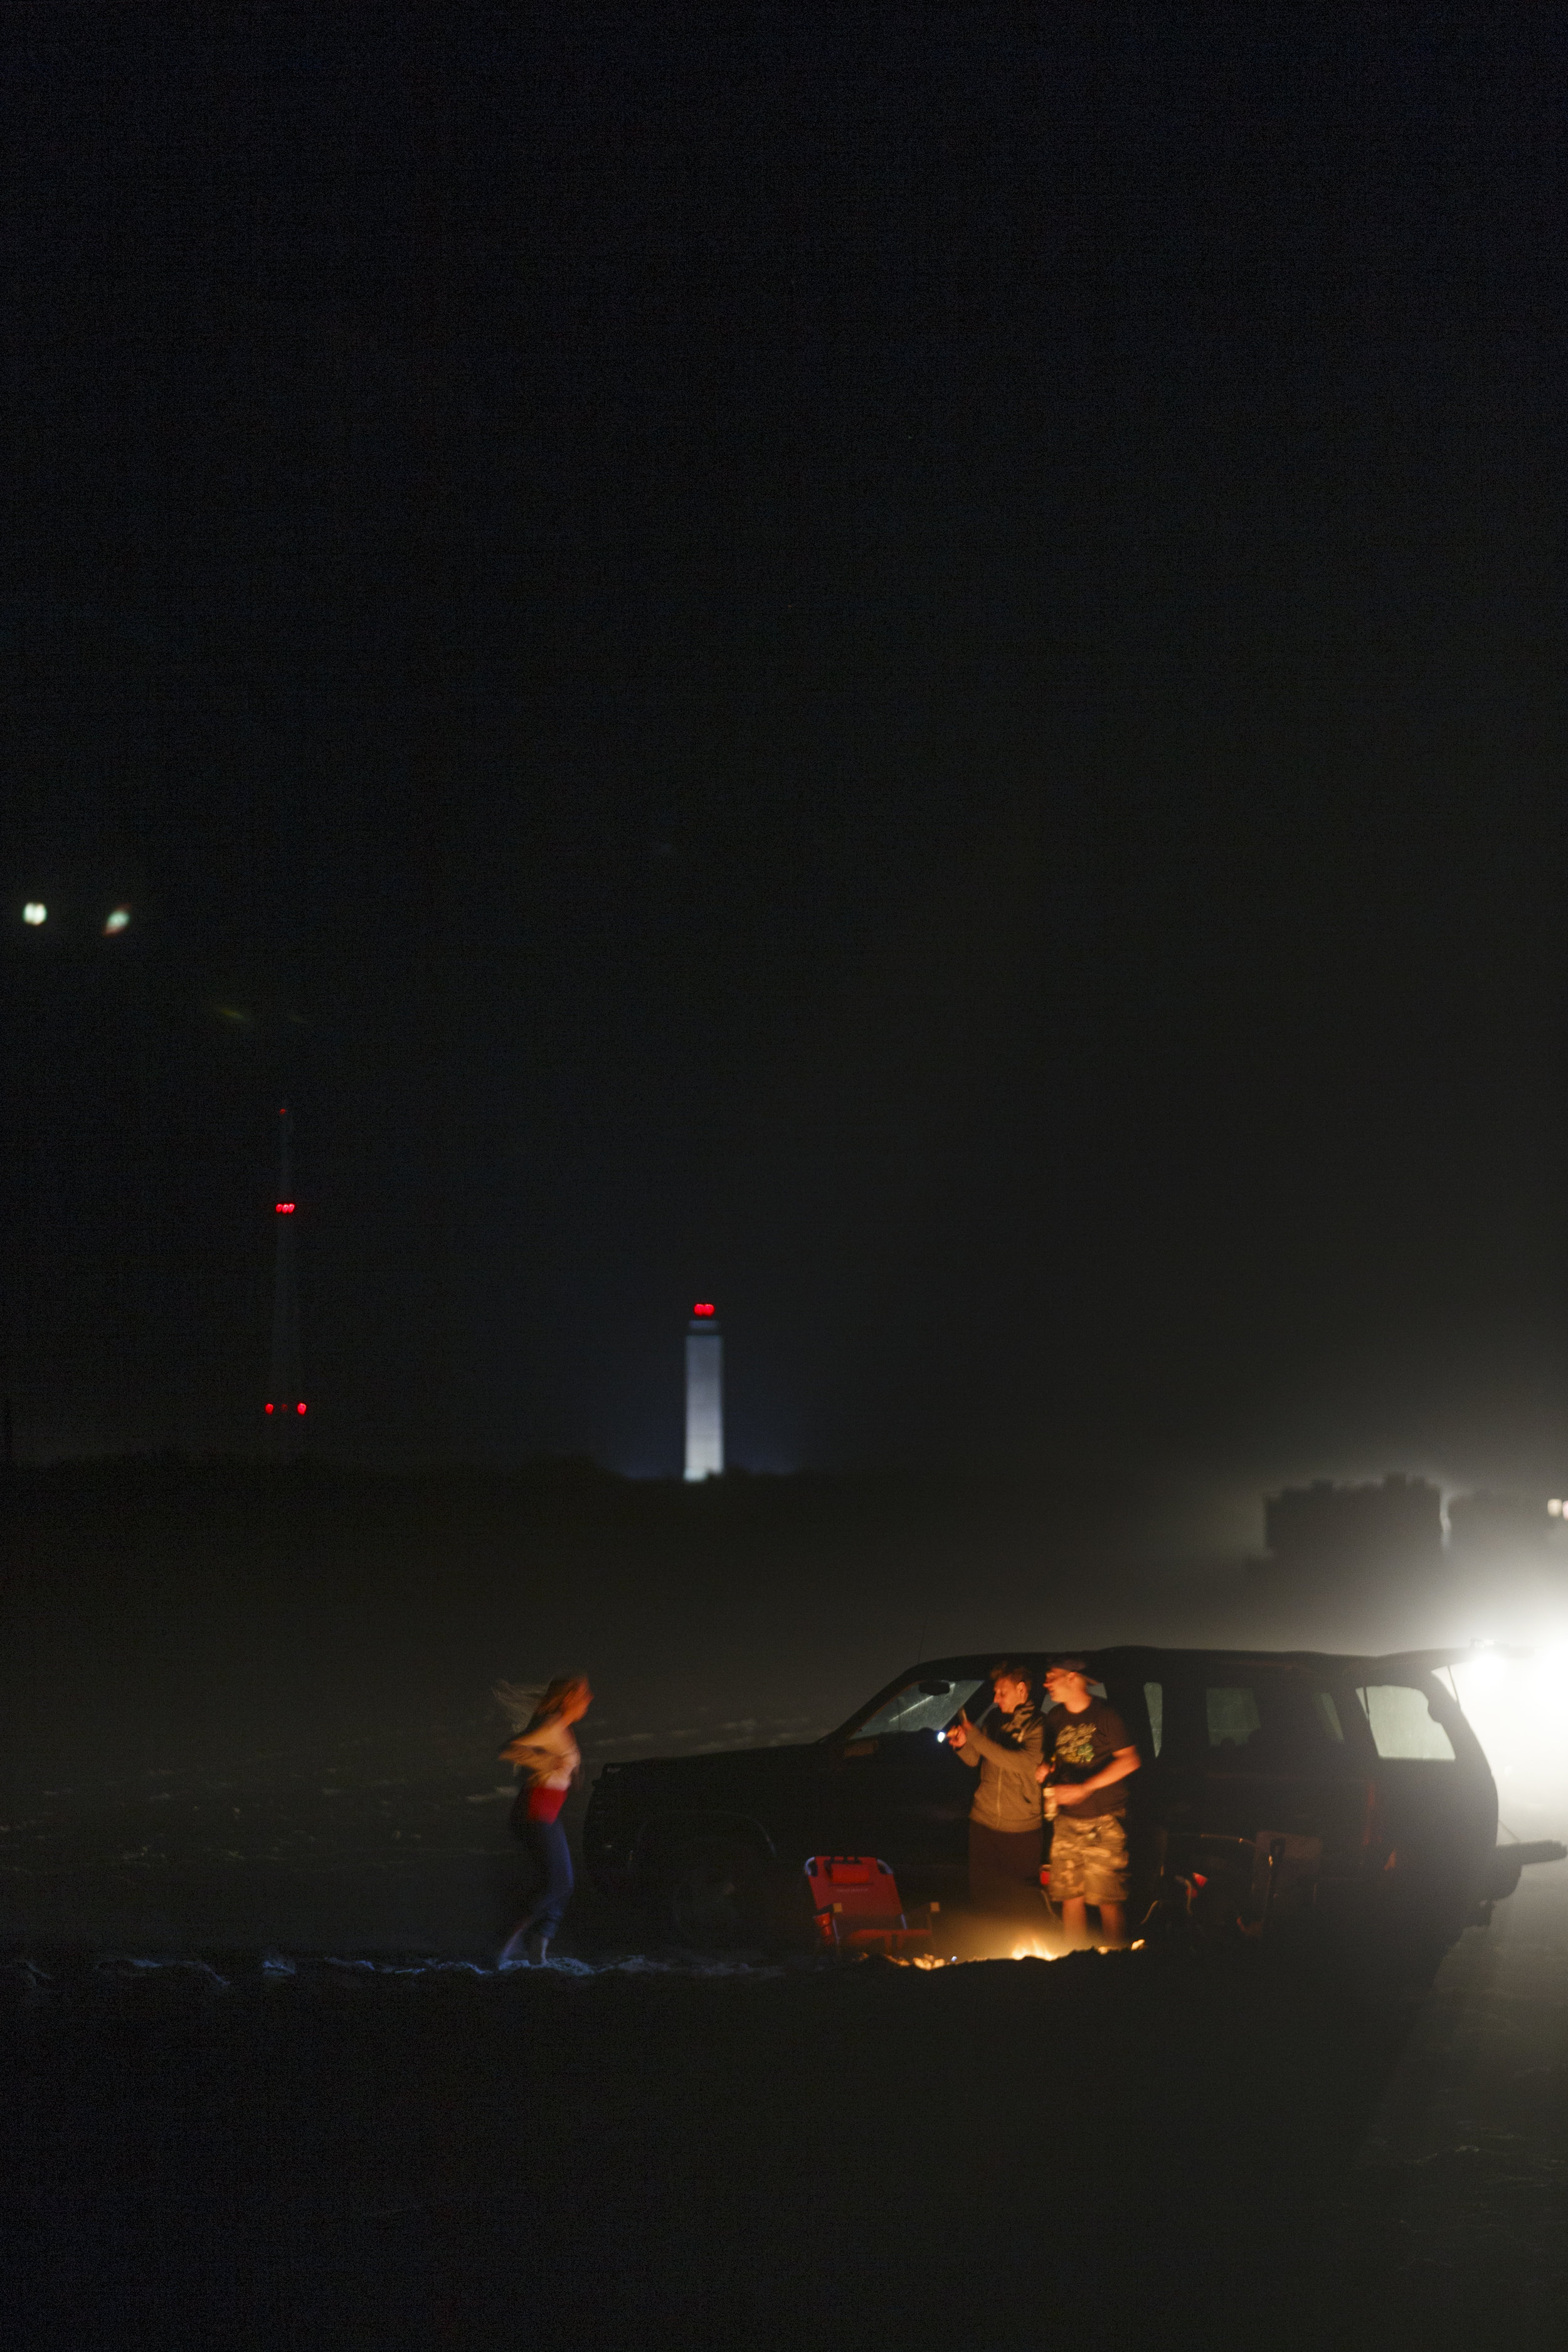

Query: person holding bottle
<box><xmin>1035</xmin><ymin>1657</ymin><xmax>1140</xmax><ymax>1946</ymax></box>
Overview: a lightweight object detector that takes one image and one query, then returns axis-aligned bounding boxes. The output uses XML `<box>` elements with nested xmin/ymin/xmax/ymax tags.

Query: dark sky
<box><xmin>3</xmin><ymin>6</ymin><xmax>1565</xmax><ymax>1487</ymax></box>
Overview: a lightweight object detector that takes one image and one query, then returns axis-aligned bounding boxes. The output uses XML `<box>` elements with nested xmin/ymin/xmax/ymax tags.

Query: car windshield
<box><xmin>856</xmin><ymin>1677</ymin><xmax>987</xmax><ymax>1739</ymax></box>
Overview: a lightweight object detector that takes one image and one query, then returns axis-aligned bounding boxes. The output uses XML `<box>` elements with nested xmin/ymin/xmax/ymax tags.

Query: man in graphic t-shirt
<box><xmin>1036</xmin><ymin>1657</ymin><xmax>1141</xmax><ymax>1946</ymax></box>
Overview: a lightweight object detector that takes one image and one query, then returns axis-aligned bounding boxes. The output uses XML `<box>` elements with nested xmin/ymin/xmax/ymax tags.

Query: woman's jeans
<box><xmin>519</xmin><ymin>1815</ymin><xmax>574</xmax><ymax>1938</ymax></box>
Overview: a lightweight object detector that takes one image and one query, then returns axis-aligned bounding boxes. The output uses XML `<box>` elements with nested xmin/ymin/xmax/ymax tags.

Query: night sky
<box><xmin>4</xmin><ymin>8</ymin><xmax>1565</xmax><ymax>1488</ymax></box>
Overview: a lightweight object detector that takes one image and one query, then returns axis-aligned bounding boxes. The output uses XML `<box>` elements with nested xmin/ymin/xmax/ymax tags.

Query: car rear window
<box><xmin>1353</xmin><ymin>1683</ymin><xmax>1457</xmax><ymax>1761</ymax></box>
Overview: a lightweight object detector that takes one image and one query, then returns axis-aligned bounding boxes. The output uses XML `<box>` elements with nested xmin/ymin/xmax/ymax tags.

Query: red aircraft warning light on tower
<box><xmin>264</xmin><ymin>1105</ymin><xmax>307</xmax><ymax>1446</ymax></box>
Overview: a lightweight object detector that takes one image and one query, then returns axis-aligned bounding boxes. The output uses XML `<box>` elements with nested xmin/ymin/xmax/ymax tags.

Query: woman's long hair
<box><xmin>494</xmin><ymin>1677</ymin><xmax>590</xmax><ymax>1735</ymax></box>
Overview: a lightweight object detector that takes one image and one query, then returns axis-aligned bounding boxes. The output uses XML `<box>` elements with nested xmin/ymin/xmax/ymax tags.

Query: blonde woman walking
<box><xmin>495</xmin><ymin>1675</ymin><xmax>592</xmax><ymax>1968</ymax></box>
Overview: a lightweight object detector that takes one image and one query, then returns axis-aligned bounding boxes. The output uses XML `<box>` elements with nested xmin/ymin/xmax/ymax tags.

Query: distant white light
<box><xmin>103</xmin><ymin>906</ymin><xmax>131</xmax><ymax>935</ymax></box>
<box><xmin>1463</xmin><ymin>1646</ymin><xmax>1507</xmax><ymax>1693</ymax></box>
<box><xmin>1549</xmin><ymin>1500</ymin><xmax>1562</xmax><ymax>1517</ymax></box>
<box><xmin>23</xmin><ymin>902</ymin><xmax>46</xmax><ymax>926</ymax></box>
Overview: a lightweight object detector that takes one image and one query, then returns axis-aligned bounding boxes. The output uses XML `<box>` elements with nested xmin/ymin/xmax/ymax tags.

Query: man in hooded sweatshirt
<box><xmin>945</xmin><ymin>1661</ymin><xmax>1046</xmax><ymax>1924</ymax></box>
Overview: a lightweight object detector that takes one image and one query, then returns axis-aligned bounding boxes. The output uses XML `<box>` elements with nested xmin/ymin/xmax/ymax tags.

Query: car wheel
<box><xmin>659</xmin><ymin>1838</ymin><xmax>768</xmax><ymax>1949</ymax></box>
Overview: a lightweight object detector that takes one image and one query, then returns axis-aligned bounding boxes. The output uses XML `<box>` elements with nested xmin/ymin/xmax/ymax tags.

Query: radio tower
<box><xmin>684</xmin><ymin>1301</ymin><xmax>723</xmax><ymax>1481</ymax></box>
<box><xmin>265</xmin><ymin>1105</ymin><xmax>306</xmax><ymax>1452</ymax></box>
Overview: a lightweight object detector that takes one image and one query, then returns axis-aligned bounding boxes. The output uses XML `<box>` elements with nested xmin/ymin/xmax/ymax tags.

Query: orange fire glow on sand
<box><xmin>877</xmin><ymin>1937</ymin><xmax>1147</xmax><ymax>1969</ymax></box>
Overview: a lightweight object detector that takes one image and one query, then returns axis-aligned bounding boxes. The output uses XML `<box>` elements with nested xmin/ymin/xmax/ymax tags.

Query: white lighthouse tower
<box><xmin>684</xmin><ymin>1302</ymin><xmax>723</xmax><ymax>1481</ymax></box>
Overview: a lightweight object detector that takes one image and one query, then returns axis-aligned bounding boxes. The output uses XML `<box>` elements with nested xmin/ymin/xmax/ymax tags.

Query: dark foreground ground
<box><xmin>4</xmin><ymin>1941</ymin><xmax>1394</xmax><ymax>2351</ymax></box>
<box><xmin>6</xmin><ymin>1872</ymin><xmax>1566</xmax><ymax>2352</ymax></box>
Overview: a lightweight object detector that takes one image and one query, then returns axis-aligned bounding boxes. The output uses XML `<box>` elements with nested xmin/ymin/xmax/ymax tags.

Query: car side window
<box><xmin>1206</xmin><ymin>1686</ymin><xmax>1262</xmax><ymax>1748</ymax></box>
<box><xmin>1310</xmin><ymin>1688</ymin><xmax>1345</xmax><ymax>1743</ymax></box>
<box><xmin>1203</xmin><ymin>1675</ymin><xmax>1360</xmax><ymax>1769</ymax></box>
<box><xmin>1354</xmin><ymin>1683</ymin><xmax>1457</xmax><ymax>1761</ymax></box>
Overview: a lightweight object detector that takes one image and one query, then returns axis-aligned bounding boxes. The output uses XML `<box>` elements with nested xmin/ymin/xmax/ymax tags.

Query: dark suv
<box><xmin>583</xmin><ymin>1645</ymin><xmax>1562</xmax><ymax>1976</ymax></box>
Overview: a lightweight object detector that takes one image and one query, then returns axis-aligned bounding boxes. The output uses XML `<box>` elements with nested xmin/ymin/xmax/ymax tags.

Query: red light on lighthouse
<box><xmin>692</xmin><ymin>1301</ymin><xmax>715</xmax><ymax>1317</ymax></box>
<box><xmin>265</xmin><ymin>1402</ymin><xmax>274</xmax><ymax>1415</ymax></box>
<box><xmin>275</xmin><ymin>1201</ymin><xmax>295</xmax><ymax>1214</ymax></box>
<box><xmin>296</xmin><ymin>1402</ymin><xmax>307</xmax><ymax>1415</ymax></box>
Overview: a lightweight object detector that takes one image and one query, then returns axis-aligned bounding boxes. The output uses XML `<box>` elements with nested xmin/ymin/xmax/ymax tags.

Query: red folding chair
<box><xmin>804</xmin><ymin>1855</ymin><xmax>935</xmax><ymax>1957</ymax></box>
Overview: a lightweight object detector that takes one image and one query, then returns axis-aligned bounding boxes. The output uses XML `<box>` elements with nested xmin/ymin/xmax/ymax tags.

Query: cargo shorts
<box><xmin>1047</xmin><ymin>1809</ymin><xmax>1128</xmax><ymax>1905</ymax></box>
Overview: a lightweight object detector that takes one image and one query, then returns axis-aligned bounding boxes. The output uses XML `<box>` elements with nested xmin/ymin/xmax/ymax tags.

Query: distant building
<box><xmin>1262</xmin><ymin>1474</ymin><xmax>1443</xmax><ymax>1576</ymax></box>
<box><xmin>684</xmin><ymin>1303</ymin><xmax>723</xmax><ymax>1481</ymax></box>
<box><xmin>1446</xmin><ymin>1490</ymin><xmax>1552</xmax><ymax>1561</ymax></box>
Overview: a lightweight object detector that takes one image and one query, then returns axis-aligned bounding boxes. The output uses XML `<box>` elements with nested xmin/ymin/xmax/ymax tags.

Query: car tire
<box><xmin>657</xmin><ymin>1837</ymin><xmax>770</xmax><ymax>1949</ymax></box>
